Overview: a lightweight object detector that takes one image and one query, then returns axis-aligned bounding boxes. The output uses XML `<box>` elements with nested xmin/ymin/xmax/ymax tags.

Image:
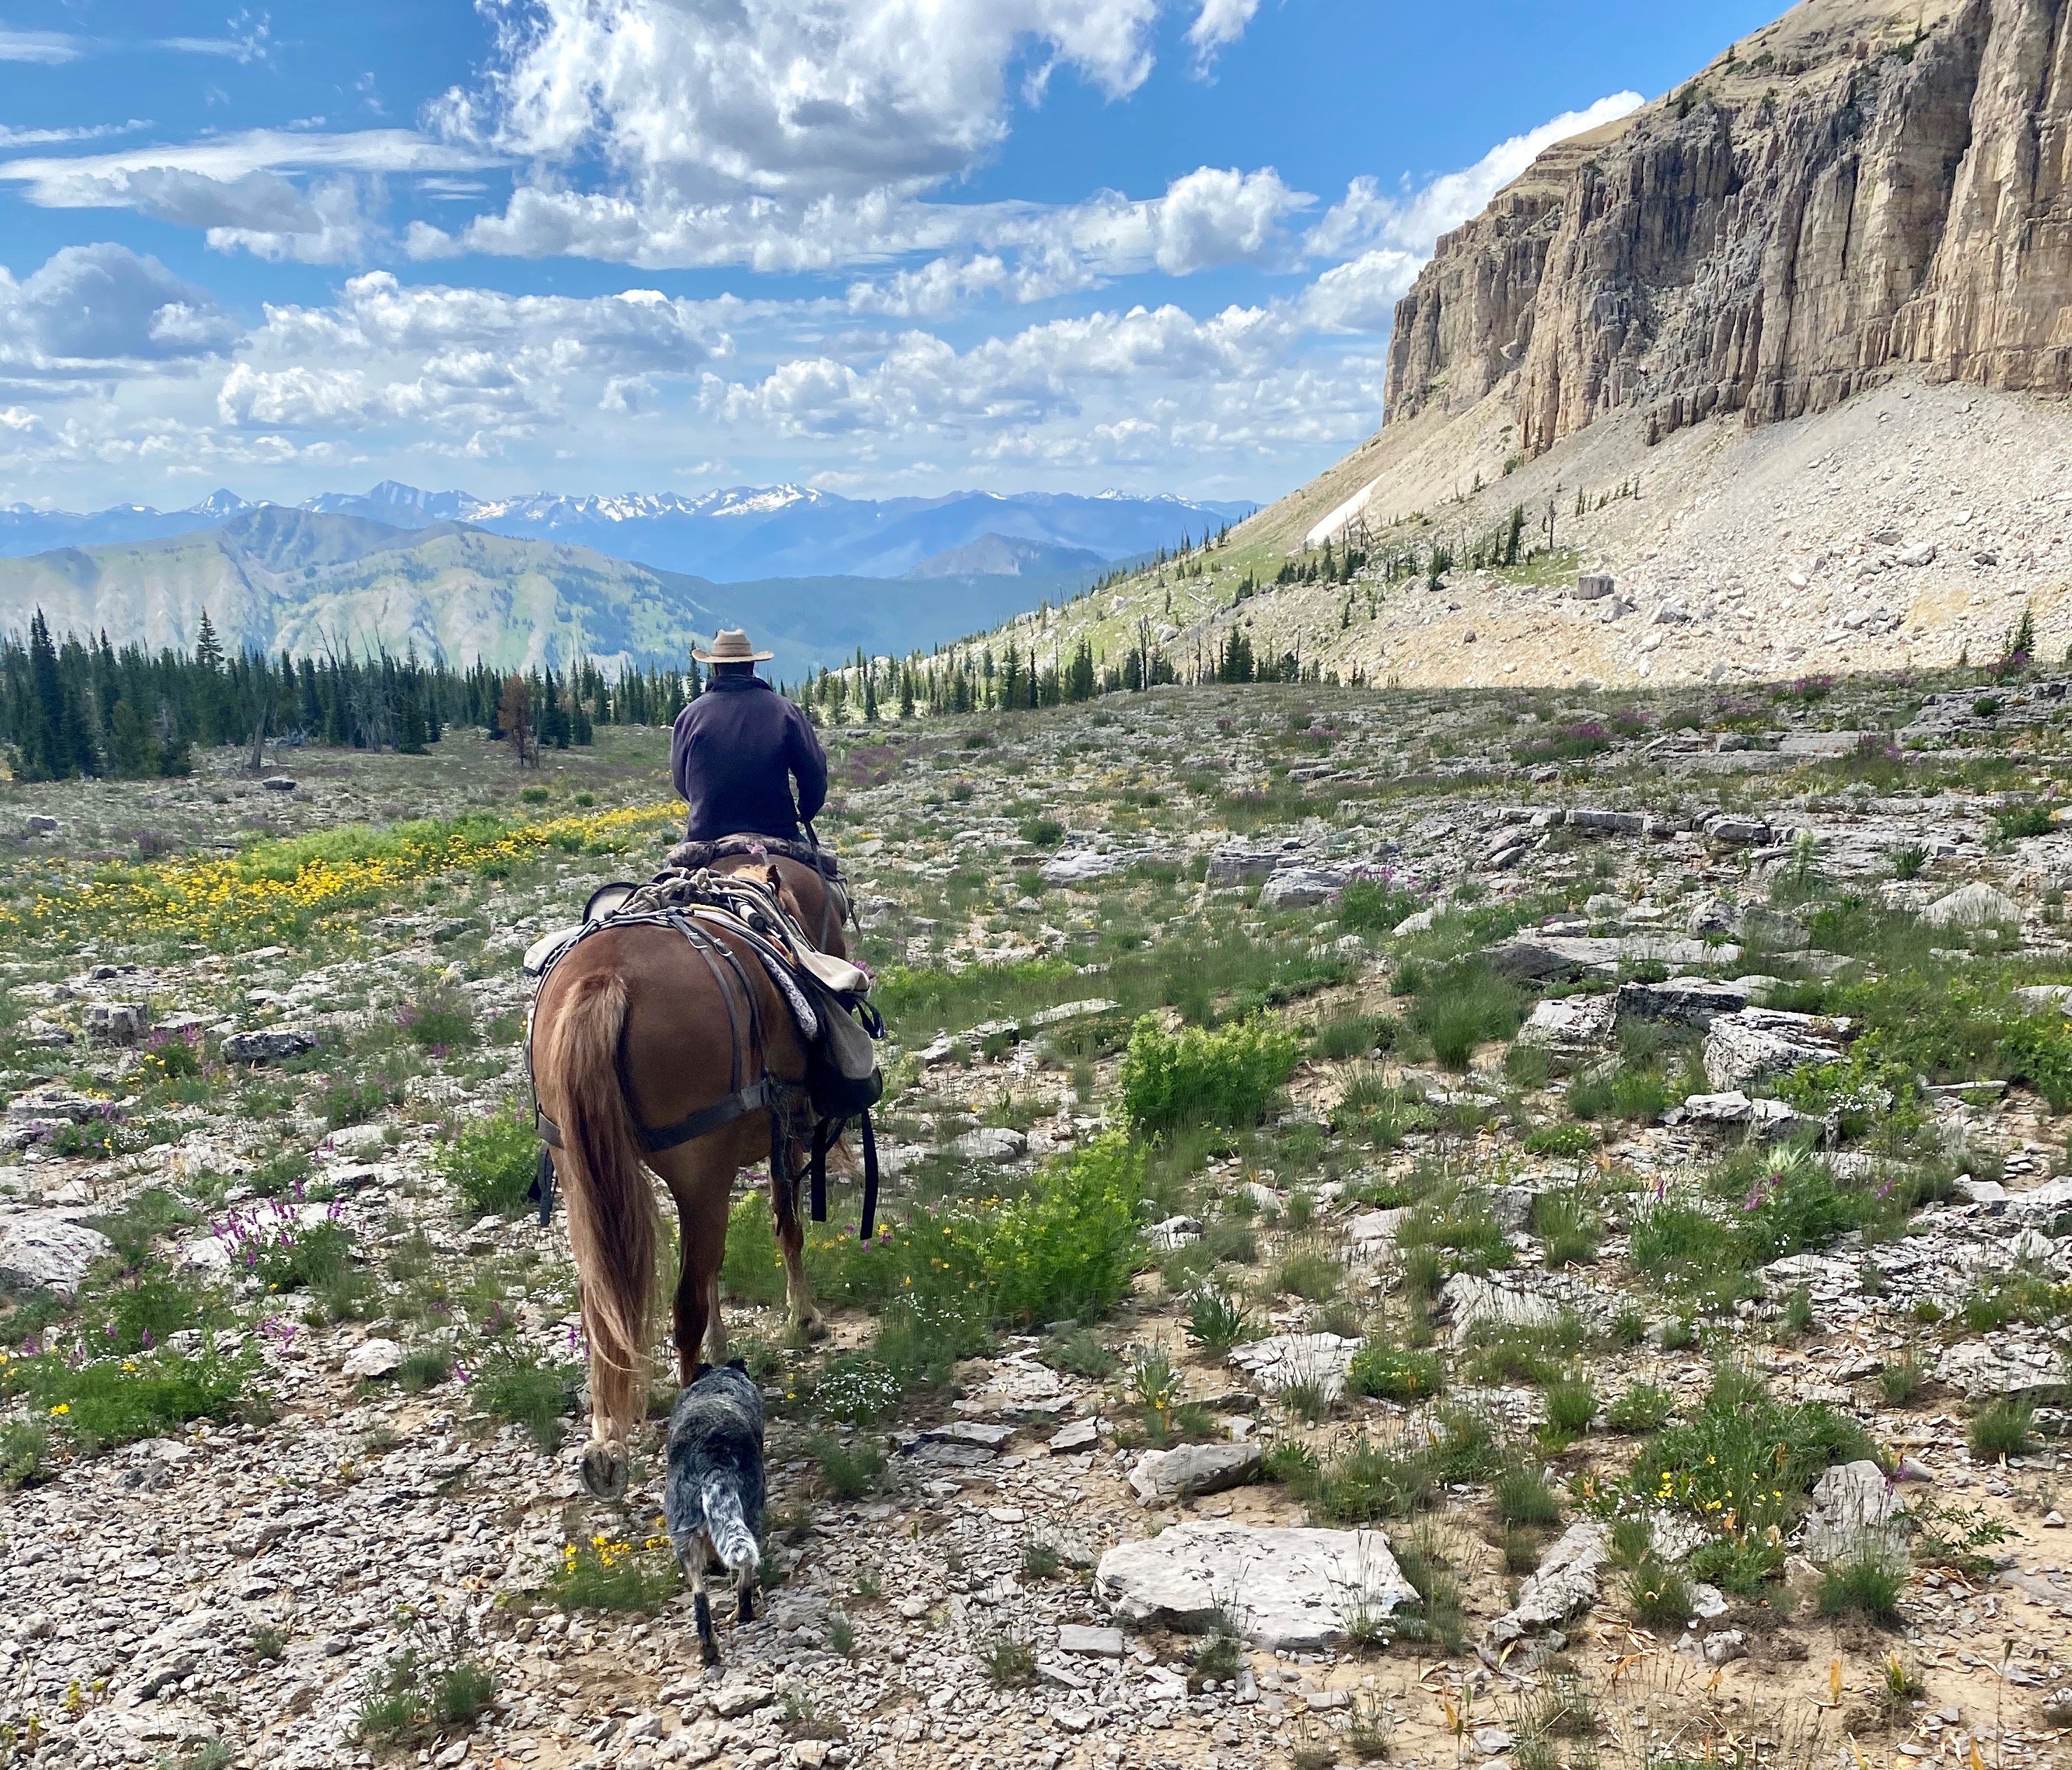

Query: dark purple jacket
<box><xmin>670</xmin><ymin>675</ymin><xmax>828</xmax><ymax>842</ymax></box>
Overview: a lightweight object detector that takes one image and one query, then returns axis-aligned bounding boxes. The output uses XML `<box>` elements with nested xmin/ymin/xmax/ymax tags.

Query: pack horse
<box><xmin>525</xmin><ymin>841</ymin><xmax>882</xmax><ymax>1502</ymax></box>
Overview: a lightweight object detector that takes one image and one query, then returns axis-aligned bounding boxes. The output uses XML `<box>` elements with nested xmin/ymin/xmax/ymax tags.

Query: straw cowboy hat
<box><xmin>693</xmin><ymin>628</ymin><xmax>774</xmax><ymax>664</ymax></box>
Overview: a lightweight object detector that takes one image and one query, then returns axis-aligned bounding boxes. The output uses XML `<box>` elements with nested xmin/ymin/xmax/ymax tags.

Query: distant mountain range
<box><xmin>0</xmin><ymin>480</ymin><xmax>1252</xmax><ymax>583</ymax></box>
<box><xmin>0</xmin><ymin>506</ymin><xmax>1141</xmax><ymax>679</ymax></box>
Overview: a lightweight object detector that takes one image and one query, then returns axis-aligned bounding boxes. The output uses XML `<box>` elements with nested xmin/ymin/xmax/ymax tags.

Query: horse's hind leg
<box><xmin>658</xmin><ymin>1146</ymin><xmax>737</xmax><ymax>1385</ymax></box>
<box><xmin>771</xmin><ymin>1161</ymin><xmax>826</xmax><ymax>1343</ymax></box>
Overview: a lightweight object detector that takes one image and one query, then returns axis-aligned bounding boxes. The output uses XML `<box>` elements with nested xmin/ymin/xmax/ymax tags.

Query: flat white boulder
<box><xmin>1935</xmin><ymin>1339</ymin><xmax>2063</xmax><ymax>1398</ymax></box>
<box><xmin>1514</xmin><ymin>996</ymin><xmax>1615</xmax><ymax>1070</ymax></box>
<box><xmin>1229</xmin><ymin>1333</ymin><xmax>1361</xmax><ymax>1402</ymax></box>
<box><xmin>1701</xmin><ymin>1009</ymin><xmax>1849</xmax><ymax>1091</ymax></box>
<box><xmin>949</xmin><ymin>1126</ymin><xmax>1028</xmax><ymax>1163</ymax></box>
<box><xmin>0</xmin><ymin>1210</ymin><xmax>113</xmax><ymax>1295</ymax></box>
<box><xmin>1096</xmin><ymin>1520</ymin><xmax>1415</xmax><ymax>1650</ymax></box>
<box><xmin>1439</xmin><ymin>1273</ymin><xmax>1561</xmax><ymax>1346</ymax></box>
<box><xmin>1260</xmin><ymin>867</ymin><xmax>1348</xmax><ymax>909</ymax></box>
<box><xmin>1802</xmin><ymin>1460</ymin><xmax>1903</xmax><ymax>1563</ymax></box>
<box><xmin>343</xmin><ymin>1338</ymin><xmax>406</xmax><ymax>1379</ymax></box>
<box><xmin>1923</xmin><ymin>883</ymin><xmax>2020</xmax><ymax>929</ymax></box>
<box><xmin>1488</xmin><ymin>1520</ymin><xmax>1609</xmax><ymax>1645</ymax></box>
<box><xmin>1129</xmin><ymin>1441</ymin><xmax>1262</xmax><ymax>1504</ymax></box>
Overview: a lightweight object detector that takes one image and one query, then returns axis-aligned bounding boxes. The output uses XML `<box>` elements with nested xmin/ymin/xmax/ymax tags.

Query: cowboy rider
<box><xmin>671</xmin><ymin>629</ymin><xmax>829</xmax><ymax>845</ymax></box>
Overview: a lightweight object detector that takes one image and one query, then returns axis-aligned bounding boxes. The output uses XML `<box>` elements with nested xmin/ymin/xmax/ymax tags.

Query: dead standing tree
<box><xmin>501</xmin><ymin>672</ymin><xmax>539</xmax><ymax>769</ymax></box>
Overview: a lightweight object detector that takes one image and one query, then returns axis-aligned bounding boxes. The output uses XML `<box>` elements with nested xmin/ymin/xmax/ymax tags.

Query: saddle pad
<box><xmin>523</xmin><ymin>925</ymin><xmax>583</xmax><ymax>976</ymax></box>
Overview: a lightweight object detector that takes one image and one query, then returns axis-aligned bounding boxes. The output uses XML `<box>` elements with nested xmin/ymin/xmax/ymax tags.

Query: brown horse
<box><xmin>530</xmin><ymin>855</ymin><xmax>848</xmax><ymax>1500</ymax></box>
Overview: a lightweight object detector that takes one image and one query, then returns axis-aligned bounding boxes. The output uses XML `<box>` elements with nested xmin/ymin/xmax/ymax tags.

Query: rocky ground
<box><xmin>5</xmin><ymin>672</ymin><xmax>2072</xmax><ymax>1770</ymax></box>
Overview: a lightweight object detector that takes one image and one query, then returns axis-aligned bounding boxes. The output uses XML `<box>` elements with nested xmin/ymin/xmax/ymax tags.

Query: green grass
<box><xmin>438</xmin><ymin>1107</ymin><xmax>541</xmax><ymax>1221</ymax></box>
<box><xmin>1185</xmin><ymin>1289</ymin><xmax>1256</xmax><ymax>1356</ymax></box>
<box><xmin>1624</xmin><ymin>1368</ymin><xmax>1877</xmax><ymax>1586</ymax></box>
<box><xmin>981</xmin><ymin>1632</ymin><xmax>1038</xmax><ymax>1688</ymax></box>
<box><xmin>543</xmin><ymin>1537</ymin><xmax>680</xmax><ymax>1612</ymax></box>
<box><xmin>1540</xmin><ymin>1376</ymin><xmax>1598</xmax><ymax>1441</ymax></box>
<box><xmin>1626</xmin><ymin>1558</ymin><xmax>1692</xmax><ymax>1631</ymax></box>
<box><xmin>1494</xmin><ymin>1465</ymin><xmax>1561</xmax><ymax>1528</ymax></box>
<box><xmin>1275</xmin><ymin>1245</ymin><xmax>1344</xmax><ymax>1302</ymax></box>
<box><xmin>1607</xmin><ymin>1383</ymin><xmax>1675</xmax><ymax>1434</ymax></box>
<box><xmin>1968</xmin><ymin>1399</ymin><xmax>2034</xmax><ymax>1460</ymax></box>
<box><xmin>471</xmin><ymin>1341</ymin><xmax>575</xmax><ymax>1451</ymax></box>
<box><xmin>1818</xmin><ymin>1550</ymin><xmax>1905</xmax><ymax>1625</ymax></box>
<box><xmin>0</xmin><ymin>1418</ymin><xmax>50</xmax><ymax>1488</ymax></box>
<box><xmin>1400</xmin><ymin>957</ymin><xmax>1523</xmax><ymax>1071</ymax></box>
<box><xmin>1346</xmin><ymin>1342</ymin><xmax>1446</xmax><ymax>1403</ymax></box>
<box><xmin>811</xmin><ymin>1431</ymin><xmax>886</xmax><ymax>1498</ymax></box>
<box><xmin>10</xmin><ymin>1345</ymin><xmax>255</xmax><ymax>1453</ymax></box>
<box><xmin>1314</xmin><ymin>1011</ymin><xmax>1399</xmax><ymax>1061</ymax></box>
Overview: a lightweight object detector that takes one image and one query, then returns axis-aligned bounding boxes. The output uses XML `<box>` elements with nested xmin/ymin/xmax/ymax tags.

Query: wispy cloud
<box><xmin>0</xmin><ymin>127</ymin><xmax>499</xmax><ymax>204</ymax></box>
<box><xmin>0</xmin><ymin>120</ymin><xmax>150</xmax><ymax>150</ymax></box>
<box><xmin>0</xmin><ymin>28</ymin><xmax>83</xmax><ymax>63</ymax></box>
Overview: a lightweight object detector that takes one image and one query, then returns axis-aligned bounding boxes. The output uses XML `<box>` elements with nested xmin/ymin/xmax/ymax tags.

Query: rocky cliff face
<box><xmin>1386</xmin><ymin>0</ymin><xmax>2072</xmax><ymax>455</ymax></box>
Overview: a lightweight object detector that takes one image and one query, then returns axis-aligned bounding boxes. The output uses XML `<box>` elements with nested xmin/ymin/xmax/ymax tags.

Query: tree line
<box><xmin>0</xmin><ymin>609</ymin><xmax>713</xmax><ymax>782</ymax></box>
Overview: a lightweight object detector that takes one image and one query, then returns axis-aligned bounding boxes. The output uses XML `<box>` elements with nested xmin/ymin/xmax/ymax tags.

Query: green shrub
<box><xmin>1346</xmin><ymin>1343</ymin><xmax>1446</xmax><ymax>1402</ymax></box>
<box><xmin>0</xmin><ymin>1418</ymin><xmax>50</xmax><ymax>1488</ymax></box>
<box><xmin>960</xmin><ymin>1133</ymin><xmax>1147</xmax><ymax>1325</ymax></box>
<box><xmin>1969</xmin><ymin>1399</ymin><xmax>2034</xmax><ymax>1460</ymax></box>
<box><xmin>1877</xmin><ymin>1358</ymin><xmax>1924</xmax><ymax>1406</ymax></box>
<box><xmin>1018</xmin><ymin>817</ymin><xmax>1065</xmax><ymax>849</ymax></box>
<box><xmin>438</xmin><ymin>1108</ymin><xmax>540</xmax><ymax>1221</ymax></box>
<box><xmin>1118</xmin><ymin>1015</ymin><xmax>1302</xmax><ymax>1135</ymax></box>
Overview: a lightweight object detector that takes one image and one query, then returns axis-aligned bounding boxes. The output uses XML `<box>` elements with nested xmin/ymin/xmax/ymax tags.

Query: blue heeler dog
<box><xmin>662</xmin><ymin>1359</ymin><xmax>766</xmax><ymax>1666</ymax></box>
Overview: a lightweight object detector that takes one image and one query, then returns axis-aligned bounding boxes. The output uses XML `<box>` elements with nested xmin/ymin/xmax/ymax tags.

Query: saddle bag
<box><xmin>801</xmin><ymin>976</ymin><xmax>884</xmax><ymax>1118</ymax></box>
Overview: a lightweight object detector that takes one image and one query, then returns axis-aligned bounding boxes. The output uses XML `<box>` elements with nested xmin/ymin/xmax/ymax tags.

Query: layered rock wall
<box><xmin>1385</xmin><ymin>0</ymin><xmax>2072</xmax><ymax>455</ymax></box>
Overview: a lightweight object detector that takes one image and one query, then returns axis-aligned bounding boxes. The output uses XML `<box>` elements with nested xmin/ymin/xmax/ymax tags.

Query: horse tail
<box><xmin>539</xmin><ymin>968</ymin><xmax>656</xmax><ymax>1446</ymax></box>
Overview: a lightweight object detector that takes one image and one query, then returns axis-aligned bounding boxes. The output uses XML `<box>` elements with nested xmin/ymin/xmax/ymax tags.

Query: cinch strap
<box><xmin>535</xmin><ymin>1075</ymin><xmax>780</xmax><ymax>1159</ymax></box>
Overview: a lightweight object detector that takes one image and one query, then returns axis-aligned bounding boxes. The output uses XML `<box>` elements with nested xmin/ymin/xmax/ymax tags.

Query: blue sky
<box><xmin>0</xmin><ymin>0</ymin><xmax>1779</xmax><ymax>511</ymax></box>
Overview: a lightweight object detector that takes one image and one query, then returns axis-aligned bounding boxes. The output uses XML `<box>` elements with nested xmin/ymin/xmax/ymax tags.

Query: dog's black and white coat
<box><xmin>662</xmin><ymin>1359</ymin><xmax>766</xmax><ymax>1666</ymax></box>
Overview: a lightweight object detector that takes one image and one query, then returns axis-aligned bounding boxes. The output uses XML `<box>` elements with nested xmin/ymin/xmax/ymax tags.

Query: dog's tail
<box><xmin>702</xmin><ymin>1475</ymin><xmax>761</xmax><ymax>1581</ymax></box>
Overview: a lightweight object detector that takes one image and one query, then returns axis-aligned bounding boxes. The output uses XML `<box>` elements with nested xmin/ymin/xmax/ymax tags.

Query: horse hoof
<box><xmin>789</xmin><ymin>1313</ymin><xmax>829</xmax><ymax>1346</ymax></box>
<box><xmin>580</xmin><ymin>1441</ymin><xmax>629</xmax><ymax>1501</ymax></box>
